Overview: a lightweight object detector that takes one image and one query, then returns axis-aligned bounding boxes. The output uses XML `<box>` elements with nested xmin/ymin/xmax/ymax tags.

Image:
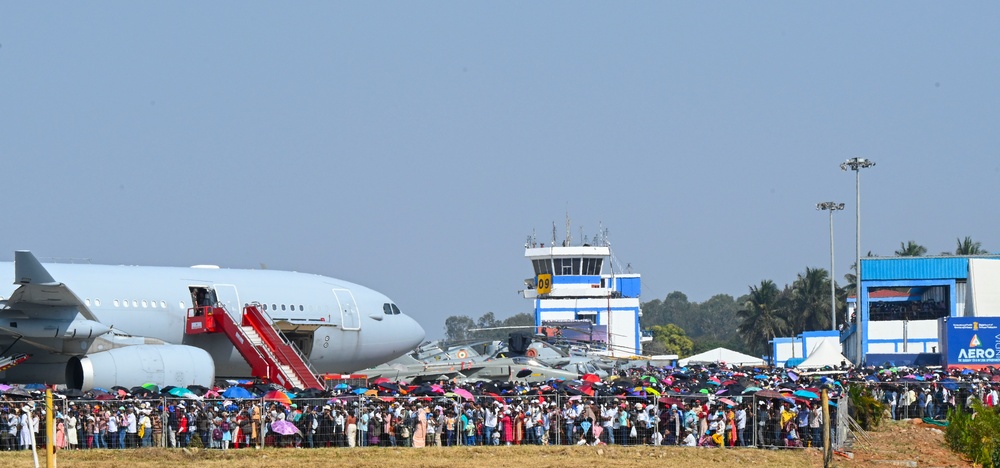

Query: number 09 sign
<box><xmin>537</xmin><ymin>274</ymin><xmax>552</xmax><ymax>295</ymax></box>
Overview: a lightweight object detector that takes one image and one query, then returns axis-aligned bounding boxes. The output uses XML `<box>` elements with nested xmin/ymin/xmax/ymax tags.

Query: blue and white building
<box><xmin>521</xmin><ymin>231</ymin><xmax>645</xmax><ymax>357</ymax></box>
<box><xmin>843</xmin><ymin>255</ymin><xmax>1000</xmax><ymax>366</ymax></box>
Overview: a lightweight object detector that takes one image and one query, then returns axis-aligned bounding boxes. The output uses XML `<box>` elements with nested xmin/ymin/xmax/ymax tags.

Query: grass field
<box><xmin>0</xmin><ymin>421</ymin><xmax>969</xmax><ymax>468</ymax></box>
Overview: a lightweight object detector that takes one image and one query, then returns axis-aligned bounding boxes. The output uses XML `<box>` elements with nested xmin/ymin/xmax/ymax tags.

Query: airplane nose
<box><xmin>401</xmin><ymin>315</ymin><xmax>426</xmax><ymax>350</ymax></box>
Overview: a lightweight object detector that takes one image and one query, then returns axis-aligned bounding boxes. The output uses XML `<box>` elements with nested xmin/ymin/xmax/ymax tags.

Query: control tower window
<box><xmin>532</xmin><ymin>259</ymin><xmax>553</xmax><ymax>276</ymax></box>
<box><xmin>553</xmin><ymin>258</ymin><xmax>579</xmax><ymax>275</ymax></box>
<box><xmin>583</xmin><ymin>258</ymin><xmax>603</xmax><ymax>275</ymax></box>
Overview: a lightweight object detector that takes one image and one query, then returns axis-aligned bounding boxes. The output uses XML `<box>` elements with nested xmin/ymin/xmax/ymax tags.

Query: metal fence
<box><xmin>0</xmin><ymin>392</ymin><xmax>850</xmax><ymax>450</ymax></box>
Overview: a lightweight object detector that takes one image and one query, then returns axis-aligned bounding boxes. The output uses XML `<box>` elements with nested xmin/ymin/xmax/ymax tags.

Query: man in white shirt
<box><xmin>601</xmin><ymin>404</ymin><xmax>617</xmax><ymax>445</ymax></box>
<box><xmin>126</xmin><ymin>408</ymin><xmax>138</xmax><ymax>448</ymax></box>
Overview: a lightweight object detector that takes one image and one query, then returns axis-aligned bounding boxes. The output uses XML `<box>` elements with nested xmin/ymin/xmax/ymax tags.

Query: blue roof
<box><xmin>861</xmin><ymin>256</ymin><xmax>1000</xmax><ymax>281</ymax></box>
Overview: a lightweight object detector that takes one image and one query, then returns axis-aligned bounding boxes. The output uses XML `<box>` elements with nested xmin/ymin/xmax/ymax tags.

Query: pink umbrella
<box><xmin>452</xmin><ymin>388</ymin><xmax>474</xmax><ymax>401</ymax></box>
<box><xmin>270</xmin><ymin>420</ymin><xmax>300</xmax><ymax>436</ymax></box>
<box><xmin>719</xmin><ymin>398</ymin><xmax>736</xmax><ymax>406</ymax></box>
<box><xmin>430</xmin><ymin>384</ymin><xmax>444</xmax><ymax>394</ymax></box>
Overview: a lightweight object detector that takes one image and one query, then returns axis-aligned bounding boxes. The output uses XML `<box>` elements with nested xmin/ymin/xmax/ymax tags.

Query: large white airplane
<box><xmin>0</xmin><ymin>251</ymin><xmax>425</xmax><ymax>390</ymax></box>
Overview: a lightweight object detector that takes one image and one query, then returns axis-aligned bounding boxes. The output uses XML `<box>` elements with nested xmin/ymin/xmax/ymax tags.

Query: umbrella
<box><xmin>372</xmin><ymin>377</ymin><xmax>391</xmax><ymax>385</ymax></box>
<box><xmin>352</xmin><ymin>388</ymin><xmax>369</xmax><ymax>395</ymax></box>
<box><xmin>3</xmin><ymin>388</ymin><xmax>31</xmax><ymax>398</ymax></box>
<box><xmin>719</xmin><ymin>398</ymin><xmax>736</xmax><ymax>406</ymax></box>
<box><xmin>639</xmin><ymin>375</ymin><xmax>658</xmax><ymax>384</ymax></box>
<box><xmin>743</xmin><ymin>386</ymin><xmax>762</xmax><ymax>393</ymax></box>
<box><xmin>659</xmin><ymin>397</ymin><xmax>683</xmax><ymax>407</ymax></box>
<box><xmin>187</xmin><ymin>385</ymin><xmax>209</xmax><ymax>396</ymax></box>
<box><xmin>263</xmin><ymin>390</ymin><xmax>292</xmax><ymax>406</ymax></box>
<box><xmin>270</xmin><ymin>420</ymin><xmax>300</xmax><ymax>436</ymax></box>
<box><xmin>755</xmin><ymin>389</ymin><xmax>785</xmax><ymax>399</ymax></box>
<box><xmin>376</xmin><ymin>382</ymin><xmax>399</xmax><ymax>392</ymax></box>
<box><xmin>582</xmin><ymin>373</ymin><xmax>601</xmax><ymax>383</ymax></box>
<box><xmin>222</xmin><ymin>387</ymin><xmax>254</xmax><ymax>399</ymax></box>
<box><xmin>793</xmin><ymin>390</ymin><xmax>819</xmax><ymax>399</ymax></box>
<box><xmin>516</xmin><ymin>369</ymin><xmax>533</xmax><ymax>379</ymax></box>
<box><xmin>333</xmin><ymin>383</ymin><xmax>349</xmax><ymax>390</ymax></box>
<box><xmin>168</xmin><ymin>387</ymin><xmax>196</xmax><ymax>398</ymax></box>
<box><xmin>141</xmin><ymin>383</ymin><xmax>160</xmax><ymax>392</ymax></box>
<box><xmin>452</xmin><ymin>388</ymin><xmax>474</xmax><ymax>401</ymax></box>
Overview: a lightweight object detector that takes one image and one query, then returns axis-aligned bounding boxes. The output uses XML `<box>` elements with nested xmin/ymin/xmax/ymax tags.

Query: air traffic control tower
<box><xmin>521</xmin><ymin>228</ymin><xmax>646</xmax><ymax>357</ymax></box>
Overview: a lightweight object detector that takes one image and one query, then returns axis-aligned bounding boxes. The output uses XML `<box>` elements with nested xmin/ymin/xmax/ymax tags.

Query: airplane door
<box><xmin>213</xmin><ymin>284</ymin><xmax>242</xmax><ymax>321</ymax></box>
<box><xmin>333</xmin><ymin>289</ymin><xmax>360</xmax><ymax>331</ymax></box>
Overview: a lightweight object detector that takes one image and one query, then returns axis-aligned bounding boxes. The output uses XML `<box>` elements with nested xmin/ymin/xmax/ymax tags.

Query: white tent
<box><xmin>796</xmin><ymin>339</ymin><xmax>852</xmax><ymax>369</ymax></box>
<box><xmin>678</xmin><ymin>347</ymin><xmax>765</xmax><ymax>367</ymax></box>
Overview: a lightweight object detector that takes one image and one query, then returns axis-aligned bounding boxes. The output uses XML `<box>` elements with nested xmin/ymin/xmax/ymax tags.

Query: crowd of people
<box><xmin>0</xmin><ymin>362</ymin><xmax>991</xmax><ymax>451</ymax></box>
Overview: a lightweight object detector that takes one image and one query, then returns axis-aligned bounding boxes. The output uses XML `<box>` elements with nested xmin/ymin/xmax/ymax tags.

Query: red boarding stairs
<box><xmin>185</xmin><ymin>303</ymin><xmax>325</xmax><ymax>390</ymax></box>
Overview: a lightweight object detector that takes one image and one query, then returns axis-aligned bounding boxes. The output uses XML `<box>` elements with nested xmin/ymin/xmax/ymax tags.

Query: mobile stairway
<box><xmin>185</xmin><ymin>303</ymin><xmax>325</xmax><ymax>390</ymax></box>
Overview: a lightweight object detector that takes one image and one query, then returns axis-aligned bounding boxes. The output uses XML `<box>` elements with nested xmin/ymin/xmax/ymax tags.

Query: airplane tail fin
<box><xmin>15</xmin><ymin>251</ymin><xmax>57</xmax><ymax>285</ymax></box>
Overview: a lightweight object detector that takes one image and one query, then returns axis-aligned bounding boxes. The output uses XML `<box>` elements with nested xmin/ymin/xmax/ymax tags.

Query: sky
<box><xmin>1</xmin><ymin>3</ymin><xmax>998</xmax><ymax>339</ymax></box>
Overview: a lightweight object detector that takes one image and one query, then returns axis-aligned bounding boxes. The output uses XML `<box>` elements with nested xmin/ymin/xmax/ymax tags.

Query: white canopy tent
<box><xmin>796</xmin><ymin>339</ymin><xmax>852</xmax><ymax>370</ymax></box>
<box><xmin>678</xmin><ymin>347</ymin><xmax>766</xmax><ymax>367</ymax></box>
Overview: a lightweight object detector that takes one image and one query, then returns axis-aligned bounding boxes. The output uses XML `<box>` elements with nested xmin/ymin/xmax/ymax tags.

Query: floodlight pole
<box><xmin>817</xmin><ymin>202</ymin><xmax>845</xmax><ymax>331</ymax></box>
<box><xmin>841</xmin><ymin>157</ymin><xmax>875</xmax><ymax>366</ymax></box>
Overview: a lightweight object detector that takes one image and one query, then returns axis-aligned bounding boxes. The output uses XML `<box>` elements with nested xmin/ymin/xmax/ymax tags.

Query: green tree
<box><xmin>895</xmin><ymin>241</ymin><xmax>927</xmax><ymax>257</ymax></box>
<box><xmin>646</xmin><ymin>324</ymin><xmax>694</xmax><ymax>357</ymax></box>
<box><xmin>784</xmin><ymin>267</ymin><xmax>833</xmax><ymax>333</ymax></box>
<box><xmin>736</xmin><ymin>280</ymin><xmax>788</xmax><ymax>362</ymax></box>
<box><xmin>444</xmin><ymin>315</ymin><xmax>476</xmax><ymax>342</ymax></box>
<box><xmin>956</xmin><ymin>236</ymin><xmax>987</xmax><ymax>255</ymax></box>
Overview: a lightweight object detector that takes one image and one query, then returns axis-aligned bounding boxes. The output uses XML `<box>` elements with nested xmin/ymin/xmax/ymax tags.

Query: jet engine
<box><xmin>65</xmin><ymin>345</ymin><xmax>215</xmax><ymax>391</ymax></box>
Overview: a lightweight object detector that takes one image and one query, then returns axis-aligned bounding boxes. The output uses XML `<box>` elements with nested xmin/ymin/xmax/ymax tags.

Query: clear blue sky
<box><xmin>2</xmin><ymin>3</ymin><xmax>998</xmax><ymax>339</ymax></box>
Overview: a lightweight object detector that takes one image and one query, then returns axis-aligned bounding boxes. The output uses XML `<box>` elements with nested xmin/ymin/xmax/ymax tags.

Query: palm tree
<box><xmin>736</xmin><ymin>280</ymin><xmax>788</xmax><ymax>363</ymax></box>
<box><xmin>956</xmin><ymin>236</ymin><xmax>987</xmax><ymax>255</ymax></box>
<box><xmin>785</xmin><ymin>267</ymin><xmax>832</xmax><ymax>333</ymax></box>
<box><xmin>895</xmin><ymin>241</ymin><xmax>927</xmax><ymax>257</ymax></box>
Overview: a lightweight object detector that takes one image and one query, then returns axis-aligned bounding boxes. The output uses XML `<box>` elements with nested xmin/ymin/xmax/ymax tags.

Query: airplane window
<box><xmin>179</xmin><ymin>301</ymin><xmax>186</xmax><ymax>309</ymax></box>
<box><xmin>114</xmin><ymin>300</ymin><xmax>120</xmax><ymax>307</ymax></box>
<box><xmin>262</xmin><ymin>304</ymin><xmax>268</xmax><ymax>311</ymax></box>
<box><xmin>132</xmin><ymin>300</ymin><xmax>138</xmax><ymax>308</ymax></box>
<box><xmin>383</xmin><ymin>304</ymin><xmax>391</xmax><ymax>315</ymax></box>
<box><xmin>272</xmin><ymin>304</ymin><xmax>276</xmax><ymax>311</ymax></box>
<box><xmin>281</xmin><ymin>304</ymin><xmax>286</xmax><ymax>311</ymax></box>
<box><xmin>391</xmin><ymin>304</ymin><xmax>401</xmax><ymax>315</ymax></box>
<box><xmin>160</xmin><ymin>301</ymin><xmax>166</xmax><ymax>309</ymax></box>
<box><xmin>141</xmin><ymin>300</ymin><xmax>148</xmax><ymax>308</ymax></box>
<box><xmin>299</xmin><ymin>305</ymin><xmax>303</xmax><ymax>311</ymax></box>
<box><xmin>151</xmin><ymin>301</ymin><xmax>157</xmax><ymax>309</ymax></box>
<box><xmin>95</xmin><ymin>299</ymin><xmax>101</xmax><ymax>307</ymax></box>
<box><xmin>85</xmin><ymin>299</ymin><xmax>91</xmax><ymax>306</ymax></box>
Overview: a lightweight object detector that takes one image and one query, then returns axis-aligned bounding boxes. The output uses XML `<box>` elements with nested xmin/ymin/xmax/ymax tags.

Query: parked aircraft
<box><xmin>0</xmin><ymin>251</ymin><xmax>425</xmax><ymax>390</ymax></box>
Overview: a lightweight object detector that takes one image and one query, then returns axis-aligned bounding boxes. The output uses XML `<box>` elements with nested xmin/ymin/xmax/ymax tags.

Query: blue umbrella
<box><xmin>334</xmin><ymin>383</ymin><xmax>349</xmax><ymax>390</ymax></box>
<box><xmin>352</xmin><ymin>388</ymin><xmax>369</xmax><ymax>395</ymax></box>
<box><xmin>222</xmin><ymin>387</ymin><xmax>253</xmax><ymax>399</ymax></box>
<box><xmin>793</xmin><ymin>390</ymin><xmax>819</xmax><ymax>399</ymax></box>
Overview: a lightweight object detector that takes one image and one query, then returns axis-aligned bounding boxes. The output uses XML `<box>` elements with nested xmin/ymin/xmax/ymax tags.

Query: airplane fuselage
<box><xmin>0</xmin><ymin>261</ymin><xmax>425</xmax><ymax>384</ymax></box>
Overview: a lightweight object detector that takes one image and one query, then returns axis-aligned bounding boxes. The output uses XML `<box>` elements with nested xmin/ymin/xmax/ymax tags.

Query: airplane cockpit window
<box><xmin>391</xmin><ymin>304</ymin><xmax>401</xmax><ymax>315</ymax></box>
<box><xmin>383</xmin><ymin>303</ymin><xmax>392</xmax><ymax>315</ymax></box>
<box><xmin>512</xmin><ymin>357</ymin><xmax>541</xmax><ymax>366</ymax></box>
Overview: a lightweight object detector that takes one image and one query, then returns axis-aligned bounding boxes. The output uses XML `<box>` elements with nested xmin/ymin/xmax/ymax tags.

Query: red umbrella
<box><xmin>372</xmin><ymin>377</ymin><xmax>391</xmax><ymax>385</ymax></box>
<box><xmin>582</xmin><ymin>373</ymin><xmax>601</xmax><ymax>383</ymax></box>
